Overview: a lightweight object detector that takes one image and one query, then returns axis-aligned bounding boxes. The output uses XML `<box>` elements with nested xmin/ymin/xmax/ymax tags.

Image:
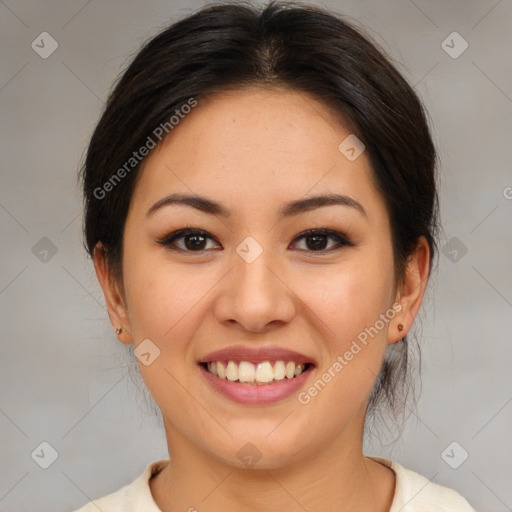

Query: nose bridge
<box><xmin>215</xmin><ymin>236</ymin><xmax>296</xmax><ymax>331</ymax></box>
<box><xmin>235</xmin><ymin>239</ymin><xmax>281</xmax><ymax>304</ymax></box>
<box><xmin>236</xmin><ymin>246</ymin><xmax>275</xmax><ymax>295</ymax></box>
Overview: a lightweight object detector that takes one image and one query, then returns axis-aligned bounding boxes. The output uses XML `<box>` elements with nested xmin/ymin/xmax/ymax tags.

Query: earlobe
<box><xmin>93</xmin><ymin>242</ymin><xmax>133</xmax><ymax>345</ymax></box>
<box><xmin>388</xmin><ymin>237</ymin><xmax>430</xmax><ymax>345</ymax></box>
<box><xmin>387</xmin><ymin>315</ymin><xmax>406</xmax><ymax>345</ymax></box>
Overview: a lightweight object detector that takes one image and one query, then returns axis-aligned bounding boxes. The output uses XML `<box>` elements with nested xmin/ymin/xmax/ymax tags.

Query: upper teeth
<box><xmin>207</xmin><ymin>361</ymin><xmax>306</xmax><ymax>384</ymax></box>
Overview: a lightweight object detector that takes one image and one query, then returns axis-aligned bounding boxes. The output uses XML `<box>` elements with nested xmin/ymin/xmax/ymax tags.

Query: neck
<box><xmin>150</xmin><ymin>417</ymin><xmax>395</xmax><ymax>512</ymax></box>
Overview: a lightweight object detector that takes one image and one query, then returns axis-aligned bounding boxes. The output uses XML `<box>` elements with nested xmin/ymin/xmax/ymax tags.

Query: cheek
<box><xmin>297</xmin><ymin>257</ymin><xmax>394</xmax><ymax>354</ymax></box>
<box><xmin>123</xmin><ymin>256</ymin><xmax>212</xmax><ymax>415</ymax></box>
<box><xmin>294</xmin><ymin>269</ymin><xmax>392</xmax><ymax>444</ymax></box>
<box><xmin>297</xmin><ymin>253</ymin><xmax>395</xmax><ymax>417</ymax></box>
<box><xmin>123</xmin><ymin>252</ymin><xmax>213</xmax><ymax>342</ymax></box>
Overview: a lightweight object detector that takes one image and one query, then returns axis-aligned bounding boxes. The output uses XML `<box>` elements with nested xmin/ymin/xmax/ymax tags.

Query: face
<box><xmin>96</xmin><ymin>87</ymin><xmax>425</xmax><ymax>469</ymax></box>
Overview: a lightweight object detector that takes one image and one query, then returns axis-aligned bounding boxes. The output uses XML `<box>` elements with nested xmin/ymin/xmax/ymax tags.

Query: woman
<box><xmin>75</xmin><ymin>1</ymin><xmax>476</xmax><ymax>510</ymax></box>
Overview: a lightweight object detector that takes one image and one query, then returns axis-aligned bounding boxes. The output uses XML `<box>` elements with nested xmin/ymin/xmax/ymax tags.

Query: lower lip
<box><xmin>199</xmin><ymin>364</ymin><xmax>314</xmax><ymax>405</ymax></box>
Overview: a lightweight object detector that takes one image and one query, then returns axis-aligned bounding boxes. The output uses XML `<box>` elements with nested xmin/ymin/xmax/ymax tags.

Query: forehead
<box><xmin>129</xmin><ymin>87</ymin><xmax>384</xmax><ymax>220</ymax></box>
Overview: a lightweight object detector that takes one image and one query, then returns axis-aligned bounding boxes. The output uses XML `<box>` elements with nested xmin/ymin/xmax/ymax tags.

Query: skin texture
<box><xmin>94</xmin><ymin>87</ymin><xmax>430</xmax><ymax>512</ymax></box>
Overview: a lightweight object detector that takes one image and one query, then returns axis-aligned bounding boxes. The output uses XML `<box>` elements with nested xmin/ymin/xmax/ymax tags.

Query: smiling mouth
<box><xmin>200</xmin><ymin>360</ymin><xmax>314</xmax><ymax>385</ymax></box>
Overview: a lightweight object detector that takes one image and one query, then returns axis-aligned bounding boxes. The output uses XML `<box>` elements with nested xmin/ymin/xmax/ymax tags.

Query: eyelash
<box><xmin>156</xmin><ymin>227</ymin><xmax>354</xmax><ymax>254</ymax></box>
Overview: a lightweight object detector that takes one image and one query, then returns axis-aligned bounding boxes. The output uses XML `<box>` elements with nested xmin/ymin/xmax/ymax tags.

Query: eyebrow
<box><xmin>146</xmin><ymin>192</ymin><xmax>367</xmax><ymax>218</ymax></box>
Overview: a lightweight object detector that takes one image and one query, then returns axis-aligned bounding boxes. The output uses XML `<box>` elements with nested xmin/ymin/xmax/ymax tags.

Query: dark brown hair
<box><xmin>80</xmin><ymin>0</ymin><xmax>439</xmax><ymax>432</ymax></box>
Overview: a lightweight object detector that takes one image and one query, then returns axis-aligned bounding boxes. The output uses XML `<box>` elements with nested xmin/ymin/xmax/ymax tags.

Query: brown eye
<box><xmin>183</xmin><ymin>233</ymin><xmax>208</xmax><ymax>250</ymax></box>
<box><xmin>292</xmin><ymin>229</ymin><xmax>354</xmax><ymax>252</ymax></box>
<box><xmin>157</xmin><ymin>228</ymin><xmax>221</xmax><ymax>252</ymax></box>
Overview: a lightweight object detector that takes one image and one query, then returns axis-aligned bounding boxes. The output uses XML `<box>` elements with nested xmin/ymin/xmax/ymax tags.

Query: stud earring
<box><xmin>116</xmin><ymin>327</ymin><xmax>123</xmax><ymax>335</ymax></box>
<box><xmin>398</xmin><ymin>323</ymin><xmax>404</xmax><ymax>332</ymax></box>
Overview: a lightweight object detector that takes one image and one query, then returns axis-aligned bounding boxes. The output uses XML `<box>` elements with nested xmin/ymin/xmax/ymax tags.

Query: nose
<box><xmin>213</xmin><ymin>244</ymin><xmax>297</xmax><ymax>333</ymax></box>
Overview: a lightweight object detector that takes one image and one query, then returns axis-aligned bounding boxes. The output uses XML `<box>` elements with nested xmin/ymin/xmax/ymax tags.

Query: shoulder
<box><xmin>71</xmin><ymin>460</ymin><xmax>168</xmax><ymax>512</ymax></box>
<box><xmin>368</xmin><ymin>456</ymin><xmax>477</xmax><ymax>512</ymax></box>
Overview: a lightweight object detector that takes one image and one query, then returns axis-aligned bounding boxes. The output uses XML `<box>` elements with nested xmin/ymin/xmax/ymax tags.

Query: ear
<box><xmin>93</xmin><ymin>242</ymin><xmax>134</xmax><ymax>345</ymax></box>
<box><xmin>388</xmin><ymin>236</ymin><xmax>431</xmax><ymax>345</ymax></box>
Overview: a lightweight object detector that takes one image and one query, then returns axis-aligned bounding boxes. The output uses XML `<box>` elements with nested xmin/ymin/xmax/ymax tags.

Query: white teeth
<box><xmin>205</xmin><ymin>360</ymin><xmax>308</xmax><ymax>384</ymax></box>
<box><xmin>256</xmin><ymin>362</ymin><xmax>274</xmax><ymax>383</ymax></box>
<box><xmin>226</xmin><ymin>361</ymin><xmax>238</xmax><ymax>381</ymax></box>
<box><xmin>217</xmin><ymin>361</ymin><xmax>226</xmax><ymax>379</ymax></box>
<box><xmin>273</xmin><ymin>360</ymin><xmax>286</xmax><ymax>380</ymax></box>
<box><xmin>285</xmin><ymin>361</ymin><xmax>295</xmax><ymax>379</ymax></box>
<box><xmin>238</xmin><ymin>361</ymin><xmax>256</xmax><ymax>383</ymax></box>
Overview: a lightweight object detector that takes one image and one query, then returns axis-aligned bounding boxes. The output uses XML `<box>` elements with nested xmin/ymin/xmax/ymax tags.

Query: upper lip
<box><xmin>199</xmin><ymin>346</ymin><xmax>316</xmax><ymax>366</ymax></box>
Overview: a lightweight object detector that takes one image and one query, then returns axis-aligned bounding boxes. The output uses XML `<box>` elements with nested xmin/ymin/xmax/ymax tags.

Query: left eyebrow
<box><xmin>279</xmin><ymin>193</ymin><xmax>367</xmax><ymax>218</ymax></box>
<box><xmin>145</xmin><ymin>192</ymin><xmax>367</xmax><ymax>218</ymax></box>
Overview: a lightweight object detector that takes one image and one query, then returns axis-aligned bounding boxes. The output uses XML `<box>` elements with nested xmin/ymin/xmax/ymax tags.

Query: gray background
<box><xmin>1</xmin><ymin>0</ymin><xmax>511</xmax><ymax>511</ymax></box>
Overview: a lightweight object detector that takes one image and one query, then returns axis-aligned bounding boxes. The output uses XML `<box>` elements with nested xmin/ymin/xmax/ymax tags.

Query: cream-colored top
<box><xmin>73</xmin><ymin>457</ymin><xmax>476</xmax><ymax>511</ymax></box>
